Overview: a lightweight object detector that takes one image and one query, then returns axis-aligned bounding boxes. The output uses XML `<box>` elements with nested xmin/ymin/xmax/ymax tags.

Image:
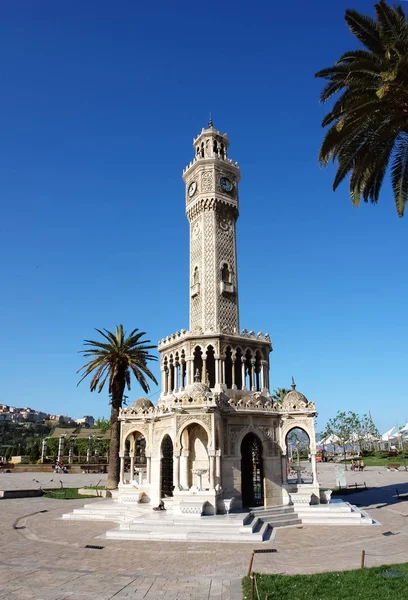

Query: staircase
<box><xmin>246</xmin><ymin>505</ymin><xmax>302</xmax><ymax>530</ymax></box>
<box><xmin>62</xmin><ymin>500</ymin><xmax>273</xmax><ymax>542</ymax></box>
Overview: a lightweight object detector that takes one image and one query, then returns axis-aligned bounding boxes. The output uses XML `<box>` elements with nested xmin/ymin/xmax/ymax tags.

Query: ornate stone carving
<box><xmin>201</xmin><ymin>170</ymin><xmax>213</xmax><ymax>192</ymax></box>
<box><xmin>176</xmin><ymin>413</ymin><xmax>212</xmax><ymax>434</ymax></box>
<box><xmin>229</xmin><ymin>425</ymin><xmax>244</xmax><ymax>455</ymax></box>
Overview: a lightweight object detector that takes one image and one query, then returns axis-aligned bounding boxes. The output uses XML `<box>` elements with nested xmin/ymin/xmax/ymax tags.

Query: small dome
<box><xmin>130</xmin><ymin>397</ymin><xmax>154</xmax><ymax>411</ymax></box>
<box><xmin>282</xmin><ymin>390</ymin><xmax>308</xmax><ymax>405</ymax></box>
<box><xmin>281</xmin><ymin>379</ymin><xmax>309</xmax><ymax>408</ymax></box>
<box><xmin>184</xmin><ymin>382</ymin><xmax>211</xmax><ymax>399</ymax></box>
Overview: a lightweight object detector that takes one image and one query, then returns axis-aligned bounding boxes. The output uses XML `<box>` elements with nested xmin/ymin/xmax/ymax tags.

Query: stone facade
<box><xmin>118</xmin><ymin>123</ymin><xmax>318</xmax><ymax>512</ymax></box>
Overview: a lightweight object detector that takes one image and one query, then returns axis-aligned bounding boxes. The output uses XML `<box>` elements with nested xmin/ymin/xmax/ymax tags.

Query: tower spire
<box><xmin>208</xmin><ymin>113</ymin><xmax>213</xmax><ymax>128</ymax></box>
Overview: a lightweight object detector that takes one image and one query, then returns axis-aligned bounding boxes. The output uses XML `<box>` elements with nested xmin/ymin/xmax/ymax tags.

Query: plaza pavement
<box><xmin>0</xmin><ymin>465</ymin><xmax>408</xmax><ymax>599</ymax></box>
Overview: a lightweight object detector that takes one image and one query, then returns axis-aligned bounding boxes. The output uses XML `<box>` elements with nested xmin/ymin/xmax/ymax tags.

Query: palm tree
<box><xmin>271</xmin><ymin>388</ymin><xmax>290</xmax><ymax>402</ymax></box>
<box><xmin>77</xmin><ymin>325</ymin><xmax>158</xmax><ymax>489</ymax></box>
<box><xmin>316</xmin><ymin>1</ymin><xmax>408</xmax><ymax>217</ymax></box>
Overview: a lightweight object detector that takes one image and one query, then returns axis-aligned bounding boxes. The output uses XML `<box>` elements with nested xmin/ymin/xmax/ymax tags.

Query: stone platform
<box><xmin>62</xmin><ymin>496</ymin><xmax>374</xmax><ymax>543</ymax></box>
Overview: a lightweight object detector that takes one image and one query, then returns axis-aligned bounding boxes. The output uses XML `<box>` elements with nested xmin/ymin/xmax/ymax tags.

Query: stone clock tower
<box><xmin>112</xmin><ymin>122</ymin><xmax>319</xmax><ymax>519</ymax></box>
<box><xmin>183</xmin><ymin>121</ymin><xmax>241</xmax><ymax>335</ymax></box>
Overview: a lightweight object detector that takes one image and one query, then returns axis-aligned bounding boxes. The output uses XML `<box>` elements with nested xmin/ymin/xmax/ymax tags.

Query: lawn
<box><xmin>242</xmin><ymin>564</ymin><xmax>408</xmax><ymax>600</ymax></box>
<box><xmin>43</xmin><ymin>488</ymin><xmax>95</xmax><ymax>499</ymax></box>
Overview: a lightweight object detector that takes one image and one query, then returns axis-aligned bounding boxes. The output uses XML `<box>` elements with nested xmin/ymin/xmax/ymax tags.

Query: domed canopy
<box><xmin>281</xmin><ymin>379</ymin><xmax>309</xmax><ymax>409</ymax></box>
<box><xmin>129</xmin><ymin>397</ymin><xmax>154</xmax><ymax>411</ymax></box>
<box><xmin>184</xmin><ymin>382</ymin><xmax>211</xmax><ymax>399</ymax></box>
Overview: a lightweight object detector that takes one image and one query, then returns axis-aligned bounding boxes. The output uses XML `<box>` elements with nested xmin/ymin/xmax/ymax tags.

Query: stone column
<box><xmin>281</xmin><ymin>454</ymin><xmax>288</xmax><ymax>485</ymax></box>
<box><xmin>174</xmin><ymin>363</ymin><xmax>178</xmax><ymax>392</ymax></box>
<box><xmin>180</xmin><ymin>450</ymin><xmax>190</xmax><ymax>489</ymax></box>
<box><xmin>215</xmin><ymin>357</ymin><xmax>220</xmax><ymax>385</ymax></box>
<box><xmin>167</xmin><ymin>369</ymin><xmax>172</xmax><ymax>394</ymax></box>
<box><xmin>146</xmin><ymin>455</ymin><xmax>151</xmax><ymax>484</ymax></box>
<box><xmin>222</xmin><ymin>360</ymin><xmax>226</xmax><ymax>384</ymax></box>
<box><xmin>68</xmin><ymin>439</ymin><xmax>75</xmax><ymax>465</ymax></box>
<box><xmin>260</xmin><ymin>361</ymin><xmax>265</xmax><ymax>390</ymax></box>
<box><xmin>241</xmin><ymin>357</ymin><xmax>247</xmax><ymax>390</ymax></box>
<box><xmin>119</xmin><ymin>452</ymin><xmax>125</xmax><ymax>484</ymax></box>
<box><xmin>209</xmin><ymin>454</ymin><xmax>215</xmax><ymax>489</ymax></box>
<box><xmin>231</xmin><ymin>360</ymin><xmax>236</xmax><ymax>389</ymax></box>
<box><xmin>41</xmin><ymin>438</ymin><xmax>48</xmax><ymax>463</ymax></box>
<box><xmin>173</xmin><ymin>452</ymin><xmax>180</xmax><ymax>490</ymax></box>
<box><xmin>202</xmin><ymin>358</ymin><xmax>207</xmax><ymax>383</ymax></box>
<box><xmin>57</xmin><ymin>436</ymin><xmax>65</xmax><ymax>462</ymax></box>
<box><xmin>162</xmin><ymin>369</ymin><xmax>167</xmax><ymax>394</ymax></box>
<box><xmin>311</xmin><ymin>453</ymin><xmax>318</xmax><ymax>486</ymax></box>
<box><xmin>215</xmin><ymin>449</ymin><xmax>221</xmax><ymax>487</ymax></box>
<box><xmin>129</xmin><ymin>452</ymin><xmax>135</xmax><ymax>481</ymax></box>
<box><xmin>250</xmin><ymin>359</ymin><xmax>256</xmax><ymax>391</ymax></box>
<box><xmin>180</xmin><ymin>362</ymin><xmax>185</xmax><ymax>390</ymax></box>
<box><xmin>87</xmin><ymin>437</ymin><xmax>92</xmax><ymax>464</ymax></box>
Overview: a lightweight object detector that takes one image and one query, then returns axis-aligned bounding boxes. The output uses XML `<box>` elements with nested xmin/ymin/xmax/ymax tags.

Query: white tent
<box><xmin>381</xmin><ymin>426</ymin><xmax>398</xmax><ymax>441</ymax></box>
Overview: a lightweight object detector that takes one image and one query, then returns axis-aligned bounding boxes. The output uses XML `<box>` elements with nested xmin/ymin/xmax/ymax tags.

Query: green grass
<box><xmin>243</xmin><ymin>563</ymin><xmax>408</xmax><ymax>600</ymax></box>
<box><xmin>43</xmin><ymin>488</ymin><xmax>95</xmax><ymax>500</ymax></box>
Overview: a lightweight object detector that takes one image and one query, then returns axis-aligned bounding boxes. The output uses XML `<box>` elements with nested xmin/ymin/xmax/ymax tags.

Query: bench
<box><xmin>387</xmin><ymin>464</ymin><xmax>400</xmax><ymax>471</ymax></box>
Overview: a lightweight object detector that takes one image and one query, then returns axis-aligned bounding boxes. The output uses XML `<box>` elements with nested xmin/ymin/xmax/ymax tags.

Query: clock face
<box><xmin>188</xmin><ymin>181</ymin><xmax>197</xmax><ymax>197</ymax></box>
<box><xmin>220</xmin><ymin>177</ymin><xmax>233</xmax><ymax>193</ymax></box>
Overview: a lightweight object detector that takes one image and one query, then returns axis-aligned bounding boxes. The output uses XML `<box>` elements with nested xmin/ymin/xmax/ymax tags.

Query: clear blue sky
<box><xmin>0</xmin><ymin>0</ymin><xmax>407</xmax><ymax>433</ymax></box>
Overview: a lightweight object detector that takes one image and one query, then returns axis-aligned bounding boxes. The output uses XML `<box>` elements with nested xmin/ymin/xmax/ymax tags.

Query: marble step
<box><xmin>102</xmin><ymin>524</ymin><xmax>267</xmax><ymax>542</ymax></box>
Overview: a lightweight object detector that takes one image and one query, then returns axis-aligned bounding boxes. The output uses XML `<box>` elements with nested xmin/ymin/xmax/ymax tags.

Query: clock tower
<box><xmin>183</xmin><ymin>120</ymin><xmax>241</xmax><ymax>335</ymax></box>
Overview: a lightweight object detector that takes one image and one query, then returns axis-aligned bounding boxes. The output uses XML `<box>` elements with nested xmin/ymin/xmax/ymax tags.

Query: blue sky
<box><xmin>0</xmin><ymin>0</ymin><xmax>406</xmax><ymax>433</ymax></box>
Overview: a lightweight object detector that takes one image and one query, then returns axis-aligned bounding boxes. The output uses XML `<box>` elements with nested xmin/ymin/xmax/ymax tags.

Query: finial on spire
<box><xmin>208</xmin><ymin>113</ymin><xmax>213</xmax><ymax>128</ymax></box>
<box><xmin>291</xmin><ymin>377</ymin><xmax>296</xmax><ymax>390</ymax></box>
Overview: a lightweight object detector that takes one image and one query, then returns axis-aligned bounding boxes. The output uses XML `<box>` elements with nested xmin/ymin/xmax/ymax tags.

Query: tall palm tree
<box><xmin>77</xmin><ymin>325</ymin><xmax>157</xmax><ymax>489</ymax></box>
<box><xmin>316</xmin><ymin>1</ymin><xmax>408</xmax><ymax>217</ymax></box>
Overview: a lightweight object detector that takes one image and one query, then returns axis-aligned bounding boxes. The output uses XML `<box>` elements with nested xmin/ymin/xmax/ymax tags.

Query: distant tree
<box><xmin>77</xmin><ymin>325</ymin><xmax>157</xmax><ymax>489</ymax></box>
<box><xmin>356</xmin><ymin>413</ymin><xmax>380</xmax><ymax>452</ymax></box>
<box><xmin>323</xmin><ymin>411</ymin><xmax>360</xmax><ymax>468</ymax></box>
<box><xmin>29</xmin><ymin>442</ymin><xmax>40</xmax><ymax>463</ymax></box>
<box><xmin>95</xmin><ymin>417</ymin><xmax>110</xmax><ymax>434</ymax></box>
<box><xmin>316</xmin><ymin>1</ymin><xmax>408</xmax><ymax>217</ymax></box>
<box><xmin>272</xmin><ymin>388</ymin><xmax>290</xmax><ymax>402</ymax></box>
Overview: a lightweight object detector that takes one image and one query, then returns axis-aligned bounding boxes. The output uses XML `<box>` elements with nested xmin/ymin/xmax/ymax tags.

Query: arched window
<box><xmin>193</xmin><ymin>266</ymin><xmax>199</xmax><ymax>285</ymax></box>
<box><xmin>221</xmin><ymin>263</ymin><xmax>230</xmax><ymax>283</ymax></box>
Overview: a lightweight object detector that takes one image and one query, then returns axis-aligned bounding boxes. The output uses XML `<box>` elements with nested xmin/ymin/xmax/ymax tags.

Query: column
<box><xmin>146</xmin><ymin>455</ymin><xmax>151</xmax><ymax>484</ymax></box>
<box><xmin>241</xmin><ymin>357</ymin><xmax>246</xmax><ymax>390</ymax></box>
<box><xmin>202</xmin><ymin>358</ymin><xmax>207</xmax><ymax>383</ymax></box>
<box><xmin>173</xmin><ymin>363</ymin><xmax>178</xmax><ymax>392</ymax></box>
<box><xmin>311</xmin><ymin>453</ymin><xmax>318</xmax><ymax>486</ymax></box>
<box><xmin>119</xmin><ymin>452</ymin><xmax>125</xmax><ymax>484</ymax></box>
<box><xmin>41</xmin><ymin>438</ymin><xmax>48</xmax><ymax>463</ymax></box>
<box><xmin>180</xmin><ymin>450</ymin><xmax>190</xmax><ymax>489</ymax></box>
<box><xmin>180</xmin><ymin>362</ymin><xmax>185</xmax><ymax>390</ymax></box>
<box><xmin>68</xmin><ymin>439</ymin><xmax>75</xmax><ymax>465</ymax></box>
<box><xmin>189</xmin><ymin>360</ymin><xmax>194</xmax><ymax>385</ymax></box>
<box><xmin>251</xmin><ymin>359</ymin><xmax>256</xmax><ymax>391</ymax></box>
<box><xmin>173</xmin><ymin>452</ymin><xmax>180</xmax><ymax>490</ymax></box>
<box><xmin>58</xmin><ymin>436</ymin><xmax>65</xmax><ymax>462</ymax></box>
<box><xmin>167</xmin><ymin>369</ymin><xmax>171</xmax><ymax>394</ymax></box>
<box><xmin>87</xmin><ymin>437</ymin><xmax>92</xmax><ymax>464</ymax></box>
<box><xmin>215</xmin><ymin>357</ymin><xmax>220</xmax><ymax>385</ymax></box>
<box><xmin>231</xmin><ymin>360</ymin><xmax>236</xmax><ymax>389</ymax></box>
<box><xmin>209</xmin><ymin>454</ymin><xmax>215</xmax><ymax>489</ymax></box>
<box><xmin>129</xmin><ymin>452</ymin><xmax>135</xmax><ymax>481</ymax></box>
<box><xmin>260</xmin><ymin>362</ymin><xmax>265</xmax><ymax>390</ymax></box>
<box><xmin>215</xmin><ymin>449</ymin><xmax>221</xmax><ymax>487</ymax></box>
<box><xmin>222</xmin><ymin>359</ymin><xmax>226</xmax><ymax>384</ymax></box>
<box><xmin>162</xmin><ymin>369</ymin><xmax>167</xmax><ymax>394</ymax></box>
<box><xmin>281</xmin><ymin>454</ymin><xmax>288</xmax><ymax>485</ymax></box>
